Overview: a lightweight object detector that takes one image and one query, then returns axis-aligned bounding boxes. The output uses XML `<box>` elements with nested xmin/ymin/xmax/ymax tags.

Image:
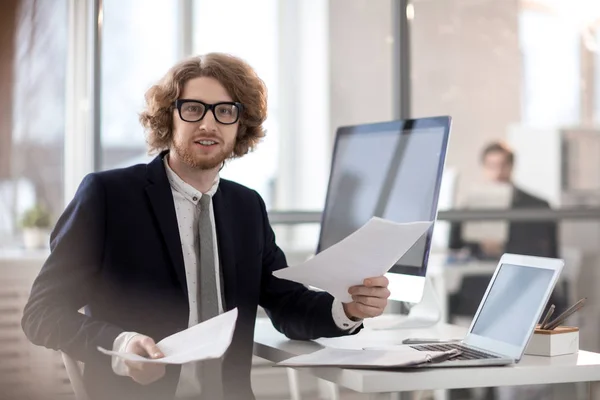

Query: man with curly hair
<box><xmin>21</xmin><ymin>53</ymin><xmax>391</xmax><ymax>400</ymax></box>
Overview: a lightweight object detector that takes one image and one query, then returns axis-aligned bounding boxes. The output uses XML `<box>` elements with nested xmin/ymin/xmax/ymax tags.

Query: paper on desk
<box><xmin>273</xmin><ymin>217</ymin><xmax>432</xmax><ymax>303</ymax></box>
<box><xmin>97</xmin><ymin>308</ymin><xmax>238</xmax><ymax>364</ymax></box>
<box><xmin>277</xmin><ymin>347</ymin><xmax>446</xmax><ymax>368</ymax></box>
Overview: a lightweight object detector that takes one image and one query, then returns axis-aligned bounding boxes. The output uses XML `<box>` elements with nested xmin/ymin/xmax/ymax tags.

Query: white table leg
<box><xmin>590</xmin><ymin>380</ymin><xmax>600</xmax><ymax>399</ymax></box>
<box><xmin>368</xmin><ymin>393</ymin><xmax>413</xmax><ymax>400</ymax></box>
<box><xmin>574</xmin><ymin>382</ymin><xmax>587</xmax><ymax>400</ymax></box>
<box><xmin>286</xmin><ymin>368</ymin><xmax>302</xmax><ymax>400</ymax></box>
<box><xmin>433</xmin><ymin>389</ymin><xmax>448</xmax><ymax>400</ymax></box>
<box><xmin>317</xmin><ymin>378</ymin><xmax>340</xmax><ymax>400</ymax></box>
<box><xmin>368</xmin><ymin>394</ymin><xmax>395</xmax><ymax>400</ymax></box>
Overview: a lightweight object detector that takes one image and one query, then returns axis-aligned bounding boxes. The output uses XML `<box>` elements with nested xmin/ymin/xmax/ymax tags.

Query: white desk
<box><xmin>253</xmin><ymin>318</ymin><xmax>600</xmax><ymax>400</ymax></box>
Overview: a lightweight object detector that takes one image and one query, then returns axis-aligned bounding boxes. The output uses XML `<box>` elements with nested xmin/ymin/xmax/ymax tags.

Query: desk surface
<box><xmin>254</xmin><ymin>317</ymin><xmax>600</xmax><ymax>393</ymax></box>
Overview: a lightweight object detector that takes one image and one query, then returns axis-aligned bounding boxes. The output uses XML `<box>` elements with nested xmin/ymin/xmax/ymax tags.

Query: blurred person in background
<box><xmin>21</xmin><ymin>53</ymin><xmax>391</xmax><ymax>400</ymax></box>
<box><xmin>447</xmin><ymin>141</ymin><xmax>564</xmax><ymax>400</ymax></box>
<box><xmin>449</xmin><ymin>141</ymin><xmax>558</xmax><ymax>260</ymax></box>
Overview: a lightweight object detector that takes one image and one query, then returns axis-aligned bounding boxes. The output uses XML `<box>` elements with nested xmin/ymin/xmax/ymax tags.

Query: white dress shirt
<box><xmin>111</xmin><ymin>157</ymin><xmax>361</xmax><ymax>396</ymax></box>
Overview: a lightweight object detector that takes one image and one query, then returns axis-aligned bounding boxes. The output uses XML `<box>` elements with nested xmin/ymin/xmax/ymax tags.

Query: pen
<box><xmin>545</xmin><ymin>298</ymin><xmax>586</xmax><ymax>331</ymax></box>
<box><xmin>540</xmin><ymin>304</ymin><xmax>555</xmax><ymax>330</ymax></box>
<box><xmin>424</xmin><ymin>349</ymin><xmax>461</xmax><ymax>364</ymax></box>
<box><xmin>402</xmin><ymin>338</ymin><xmax>461</xmax><ymax>345</ymax></box>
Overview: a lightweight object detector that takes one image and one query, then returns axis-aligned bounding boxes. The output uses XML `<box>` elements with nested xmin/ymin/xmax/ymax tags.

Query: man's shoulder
<box><xmin>218</xmin><ymin>179</ymin><xmax>271</xmax><ymax>216</ymax></box>
<box><xmin>87</xmin><ymin>163</ymin><xmax>149</xmax><ymax>188</ymax></box>
<box><xmin>513</xmin><ymin>186</ymin><xmax>550</xmax><ymax>208</ymax></box>
<box><xmin>218</xmin><ymin>178</ymin><xmax>260</xmax><ymax>200</ymax></box>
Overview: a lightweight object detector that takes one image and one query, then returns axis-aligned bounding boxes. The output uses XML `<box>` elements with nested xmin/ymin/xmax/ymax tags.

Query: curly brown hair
<box><xmin>139</xmin><ymin>53</ymin><xmax>267</xmax><ymax>158</ymax></box>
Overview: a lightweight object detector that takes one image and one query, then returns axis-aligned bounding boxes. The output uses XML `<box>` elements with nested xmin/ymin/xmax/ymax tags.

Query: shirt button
<box><xmin>192</xmin><ymin>196</ymin><xmax>198</xmax><ymax>201</ymax></box>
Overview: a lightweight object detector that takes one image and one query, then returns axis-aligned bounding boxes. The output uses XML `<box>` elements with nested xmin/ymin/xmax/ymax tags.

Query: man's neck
<box><xmin>167</xmin><ymin>153</ymin><xmax>219</xmax><ymax>193</ymax></box>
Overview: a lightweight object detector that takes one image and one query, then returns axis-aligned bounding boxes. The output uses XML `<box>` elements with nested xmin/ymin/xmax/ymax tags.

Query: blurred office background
<box><xmin>1</xmin><ymin>0</ymin><xmax>600</xmax><ymax>399</ymax></box>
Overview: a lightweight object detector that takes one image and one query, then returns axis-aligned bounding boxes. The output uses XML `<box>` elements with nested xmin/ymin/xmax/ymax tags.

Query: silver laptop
<box><xmin>407</xmin><ymin>253</ymin><xmax>563</xmax><ymax>367</ymax></box>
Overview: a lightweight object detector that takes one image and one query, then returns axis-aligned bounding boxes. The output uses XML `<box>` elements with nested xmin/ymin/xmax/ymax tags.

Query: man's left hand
<box><xmin>343</xmin><ymin>276</ymin><xmax>390</xmax><ymax>320</ymax></box>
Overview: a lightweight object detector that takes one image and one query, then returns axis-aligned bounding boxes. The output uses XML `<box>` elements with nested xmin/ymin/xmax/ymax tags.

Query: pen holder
<box><xmin>525</xmin><ymin>325</ymin><xmax>579</xmax><ymax>357</ymax></box>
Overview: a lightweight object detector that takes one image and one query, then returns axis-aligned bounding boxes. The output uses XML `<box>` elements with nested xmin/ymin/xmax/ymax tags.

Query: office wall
<box><xmin>328</xmin><ymin>0</ymin><xmax>521</xmax><ymax>199</ymax></box>
<box><xmin>329</xmin><ymin>0</ymin><xmax>395</xmax><ymax>140</ymax></box>
<box><xmin>411</xmin><ymin>0</ymin><xmax>521</xmax><ymax>196</ymax></box>
<box><xmin>277</xmin><ymin>0</ymin><xmax>330</xmax><ymax>211</ymax></box>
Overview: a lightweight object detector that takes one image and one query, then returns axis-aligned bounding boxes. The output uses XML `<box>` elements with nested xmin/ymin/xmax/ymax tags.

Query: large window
<box><xmin>193</xmin><ymin>0</ymin><xmax>280</xmax><ymax>208</ymax></box>
<box><xmin>1</xmin><ymin>1</ymin><xmax>70</xmax><ymax>398</ymax></box>
<box><xmin>519</xmin><ymin>9</ymin><xmax>581</xmax><ymax>128</ymax></box>
<box><xmin>0</xmin><ymin>0</ymin><xmax>67</xmax><ymax>249</ymax></box>
<box><xmin>101</xmin><ymin>0</ymin><xmax>178</xmax><ymax>170</ymax></box>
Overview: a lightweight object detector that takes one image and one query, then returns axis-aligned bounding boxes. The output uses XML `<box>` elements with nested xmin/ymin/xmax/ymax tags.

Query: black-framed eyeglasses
<box><xmin>173</xmin><ymin>99</ymin><xmax>243</xmax><ymax>125</ymax></box>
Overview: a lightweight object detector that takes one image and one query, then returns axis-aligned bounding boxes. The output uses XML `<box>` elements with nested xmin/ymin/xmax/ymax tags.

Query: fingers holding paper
<box><xmin>99</xmin><ymin>309</ymin><xmax>238</xmax><ymax>367</ymax></box>
<box><xmin>343</xmin><ymin>276</ymin><xmax>391</xmax><ymax>319</ymax></box>
<box><xmin>272</xmin><ymin>218</ymin><xmax>432</xmax><ymax>303</ymax></box>
<box><xmin>123</xmin><ymin>335</ymin><xmax>166</xmax><ymax>385</ymax></box>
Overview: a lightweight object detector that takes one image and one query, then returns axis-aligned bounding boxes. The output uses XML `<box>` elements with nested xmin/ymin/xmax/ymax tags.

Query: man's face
<box><xmin>482</xmin><ymin>151</ymin><xmax>513</xmax><ymax>183</ymax></box>
<box><xmin>171</xmin><ymin>77</ymin><xmax>239</xmax><ymax>170</ymax></box>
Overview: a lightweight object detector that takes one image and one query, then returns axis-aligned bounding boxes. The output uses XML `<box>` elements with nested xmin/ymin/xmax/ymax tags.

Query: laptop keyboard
<box><xmin>410</xmin><ymin>343</ymin><xmax>500</xmax><ymax>361</ymax></box>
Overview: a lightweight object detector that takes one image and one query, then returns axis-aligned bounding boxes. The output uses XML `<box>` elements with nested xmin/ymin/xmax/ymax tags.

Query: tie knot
<box><xmin>199</xmin><ymin>194</ymin><xmax>211</xmax><ymax>208</ymax></box>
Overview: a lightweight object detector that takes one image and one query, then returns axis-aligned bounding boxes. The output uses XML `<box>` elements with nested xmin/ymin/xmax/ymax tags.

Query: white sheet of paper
<box><xmin>274</xmin><ymin>217</ymin><xmax>432</xmax><ymax>302</ymax></box>
<box><xmin>460</xmin><ymin>183</ymin><xmax>512</xmax><ymax>243</ymax></box>
<box><xmin>277</xmin><ymin>347</ymin><xmax>446</xmax><ymax>368</ymax></box>
<box><xmin>97</xmin><ymin>308</ymin><xmax>238</xmax><ymax>364</ymax></box>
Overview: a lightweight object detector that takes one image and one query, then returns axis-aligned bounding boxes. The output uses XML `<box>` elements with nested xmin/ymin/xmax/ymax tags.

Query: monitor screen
<box><xmin>470</xmin><ymin>264</ymin><xmax>555</xmax><ymax>347</ymax></box>
<box><xmin>317</xmin><ymin>117</ymin><xmax>450</xmax><ymax>277</ymax></box>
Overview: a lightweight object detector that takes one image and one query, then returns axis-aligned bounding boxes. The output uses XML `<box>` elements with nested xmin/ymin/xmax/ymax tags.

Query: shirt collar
<box><xmin>163</xmin><ymin>156</ymin><xmax>220</xmax><ymax>205</ymax></box>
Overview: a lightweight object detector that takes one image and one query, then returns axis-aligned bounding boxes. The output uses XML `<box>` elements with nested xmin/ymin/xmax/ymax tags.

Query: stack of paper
<box><xmin>98</xmin><ymin>308</ymin><xmax>238</xmax><ymax>364</ymax></box>
<box><xmin>274</xmin><ymin>217</ymin><xmax>432</xmax><ymax>302</ymax></box>
<box><xmin>460</xmin><ymin>182</ymin><xmax>512</xmax><ymax>243</ymax></box>
<box><xmin>277</xmin><ymin>347</ymin><xmax>448</xmax><ymax>369</ymax></box>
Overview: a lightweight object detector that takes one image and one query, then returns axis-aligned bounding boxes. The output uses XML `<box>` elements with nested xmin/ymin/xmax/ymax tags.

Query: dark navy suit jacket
<box><xmin>22</xmin><ymin>152</ymin><xmax>357</xmax><ymax>400</ymax></box>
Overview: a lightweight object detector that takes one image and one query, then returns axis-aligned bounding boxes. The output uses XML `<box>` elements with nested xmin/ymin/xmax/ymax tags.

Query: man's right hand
<box><xmin>123</xmin><ymin>335</ymin><xmax>166</xmax><ymax>385</ymax></box>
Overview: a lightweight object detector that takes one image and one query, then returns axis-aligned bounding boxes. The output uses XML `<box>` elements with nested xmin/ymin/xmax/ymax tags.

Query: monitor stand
<box><xmin>365</xmin><ymin>276</ymin><xmax>443</xmax><ymax>330</ymax></box>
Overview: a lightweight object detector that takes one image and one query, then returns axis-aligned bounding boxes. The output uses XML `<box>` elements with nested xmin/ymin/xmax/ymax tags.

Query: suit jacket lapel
<box><xmin>145</xmin><ymin>153</ymin><xmax>188</xmax><ymax>298</ymax></box>
<box><xmin>213</xmin><ymin>186</ymin><xmax>237</xmax><ymax>310</ymax></box>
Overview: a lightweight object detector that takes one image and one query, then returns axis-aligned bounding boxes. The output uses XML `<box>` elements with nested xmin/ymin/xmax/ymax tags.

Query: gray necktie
<box><xmin>197</xmin><ymin>194</ymin><xmax>223</xmax><ymax>400</ymax></box>
<box><xmin>198</xmin><ymin>194</ymin><xmax>219</xmax><ymax>321</ymax></box>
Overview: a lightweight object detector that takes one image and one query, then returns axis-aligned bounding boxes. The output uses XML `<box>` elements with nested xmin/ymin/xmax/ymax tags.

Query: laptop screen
<box><xmin>470</xmin><ymin>263</ymin><xmax>554</xmax><ymax>347</ymax></box>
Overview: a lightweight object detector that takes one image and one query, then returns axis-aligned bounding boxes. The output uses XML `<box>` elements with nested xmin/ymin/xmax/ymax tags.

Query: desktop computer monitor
<box><xmin>316</xmin><ymin>116</ymin><xmax>452</xmax><ymax>303</ymax></box>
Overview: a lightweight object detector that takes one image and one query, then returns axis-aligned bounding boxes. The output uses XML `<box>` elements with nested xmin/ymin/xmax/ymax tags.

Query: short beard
<box><xmin>172</xmin><ymin>140</ymin><xmax>234</xmax><ymax>170</ymax></box>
